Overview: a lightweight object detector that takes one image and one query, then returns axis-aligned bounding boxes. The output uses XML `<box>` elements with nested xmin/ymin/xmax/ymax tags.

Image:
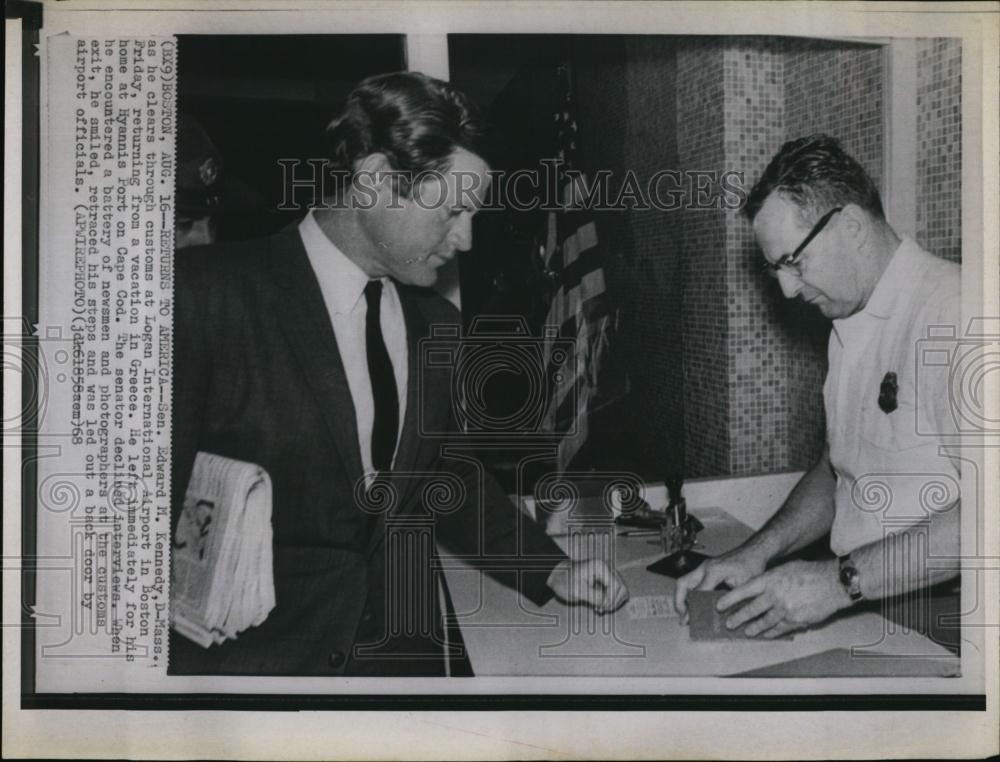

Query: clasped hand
<box><xmin>547</xmin><ymin>558</ymin><xmax>629</xmax><ymax>614</ymax></box>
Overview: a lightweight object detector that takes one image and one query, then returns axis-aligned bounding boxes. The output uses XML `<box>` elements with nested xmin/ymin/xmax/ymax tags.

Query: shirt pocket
<box><xmin>856</xmin><ymin>401</ymin><xmax>959</xmax><ymax>521</ymax></box>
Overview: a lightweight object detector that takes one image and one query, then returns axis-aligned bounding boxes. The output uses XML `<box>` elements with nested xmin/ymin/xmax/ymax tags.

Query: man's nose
<box><xmin>448</xmin><ymin>212</ymin><xmax>473</xmax><ymax>252</ymax></box>
<box><xmin>776</xmin><ymin>269</ymin><xmax>803</xmax><ymax>299</ymax></box>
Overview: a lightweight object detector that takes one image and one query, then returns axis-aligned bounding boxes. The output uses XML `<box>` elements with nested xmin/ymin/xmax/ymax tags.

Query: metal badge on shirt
<box><xmin>878</xmin><ymin>371</ymin><xmax>898</xmax><ymax>413</ymax></box>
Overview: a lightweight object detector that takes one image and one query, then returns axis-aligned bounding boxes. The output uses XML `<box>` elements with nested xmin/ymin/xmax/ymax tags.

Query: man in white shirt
<box><xmin>675</xmin><ymin>135</ymin><xmax>960</xmax><ymax>639</ymax></box>
<box><xmin>171</xmin><ymin>72</ymin><xmax>627</xmax><ymax>676</ymax></box>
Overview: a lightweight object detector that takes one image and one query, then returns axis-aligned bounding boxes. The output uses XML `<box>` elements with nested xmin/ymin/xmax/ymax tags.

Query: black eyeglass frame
<box><xmin>761</xmin><ymin>206</ymin><xmax>843</xmax><ymax>276</ymax></box>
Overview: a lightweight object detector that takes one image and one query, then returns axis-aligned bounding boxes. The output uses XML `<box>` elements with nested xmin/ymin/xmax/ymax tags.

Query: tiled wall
<box><xmin>574</xmin><ymin>37</ymin><xmax>687</xmax><ymax>479</ymax></box>
<box><xmin>567</xmin><ymin>36</ymin><xmax>957</xmax><ymax>479</ymax></box>
<box><xmin>622</xmin><ymin>38</ymin><xmax>686</xmax><ymax>479</ymax></box>
<box><xmin>722</xmin><ymin>40</ymin><xmax>789</xmax><ymax>475</ymax></box>
<box><xmin>784</xmin><ymin>42</ymin><xmax>884</xmax><ymax>187</ymax></box>
<box><xmin>916</xmin><ymin>38</ymin><xmax>962</xmax><ymax>263</ymax></box>
<box><xmin>676</xmin><ymin>38</ymin><xmax>884</xmax><ymax>477</ymax></box>
<box><xmin>781</xmin><ymin>41</ymin><xmax>884</xmax><ymax>469</ymax></box>
<box><xmin>676</xmin><ymin>42</ymin><xmax>730</xmax><ymax>477</ymax></box>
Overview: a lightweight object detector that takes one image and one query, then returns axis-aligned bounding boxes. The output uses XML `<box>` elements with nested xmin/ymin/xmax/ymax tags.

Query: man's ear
<box><xmin>354</xmin><ymin>152</ymin><xmax>393</xmax><ymax>183</ymax></box>
<box><xmin>350</xmin><ymin>153</ymin><xmax>397</xmax><ymax>207</ymax></box>
<box><xmin>839</xmin><ymin>203</ymin><xmax>871</xmax><ymax>249</ymax></box>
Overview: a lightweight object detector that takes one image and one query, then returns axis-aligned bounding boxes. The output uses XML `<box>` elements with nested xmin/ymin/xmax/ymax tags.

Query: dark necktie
<box><xmin>364</xmin><ymin>280</ymin><xmax>398</xmax><ymax>473</ymax></box>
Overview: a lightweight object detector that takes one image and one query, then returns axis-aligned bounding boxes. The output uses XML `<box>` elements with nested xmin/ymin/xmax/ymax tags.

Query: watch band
<box><xmin>838</xmin><ymin>554</ymin><xmax>863</xmax><ymax>602</ymax></box>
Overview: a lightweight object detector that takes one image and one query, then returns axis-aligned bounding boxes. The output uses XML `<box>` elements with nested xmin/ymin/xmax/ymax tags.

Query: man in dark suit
<box><xmin>169</xmin><ymin>71</ymin><xmax>628</xmax><ymax>677</ymax></box>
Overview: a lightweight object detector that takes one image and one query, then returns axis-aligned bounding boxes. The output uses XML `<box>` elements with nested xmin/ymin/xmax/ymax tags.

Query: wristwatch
<box><xmin>838</xmin><ymin>554</ymin><xmax>863</xmax><ymax>602</ymax></box>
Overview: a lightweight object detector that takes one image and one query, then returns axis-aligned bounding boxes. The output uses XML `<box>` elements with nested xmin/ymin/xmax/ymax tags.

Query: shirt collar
<box><xmin>298</xmin><ymin>209</ymin><xmax>370</xmax><ymax>315</ymax></box>
<box><xmin>862</xmin><ymin>236</ymin><xmax>923</xmax><ymax>320</ymax></box>
<box><xmin>831</xmin><ymin>236</ymin><xmax>921</xmax><ymax>343</ymax></box>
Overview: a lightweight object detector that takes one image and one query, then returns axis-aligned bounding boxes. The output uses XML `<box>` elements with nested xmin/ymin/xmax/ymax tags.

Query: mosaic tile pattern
<box><xmin>563</xmin><ymin>37</ymin><xmax>939</xmax><ymax>479</ymax></box>
<box><xmin>781</xmin><ymin>41</ymin><xmax>884</xmax><ymax>469</ymax></box>
<box><xmin>621</xmin><ymin>38</ymin><xmax>686</xmax><ymax>480</ymax></box>
<box><xmin>676</xmin><ymin>42</ymin><xmax>731</xmax><ymax>477</ymax></box>
<box><xmin>676</xmin><ymin>38</ymin><xmax>883</xmax><ymax>477</ymax></box>
<box><xmin>916</xmin><ymin>38</ymin><xmax>962</xmax><ymax>264</ymax></box>
<box><xmin>723</xmin><ymin>39</ymin><xmax>789</xmax><ymax>475</ymax></box>
<box><xmin>784</xmin><ymin>43</ymin><xmax>884</xmax><ymax>189</ymax></box>
<box><xmin>573</xmin><ymin>37</ymin><xmax>686</xmax><ymax>479</ymax></box>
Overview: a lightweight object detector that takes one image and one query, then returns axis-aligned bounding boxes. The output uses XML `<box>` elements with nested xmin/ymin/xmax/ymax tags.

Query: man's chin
<box><xmin>813</xmin><ymin>300</ymin><xmax>850</xmax><ymax>320</ymax></box>
<box><xmin>399</xmin><ymin>268</ymin><xmax>438</xmax><ymax>288</ymax></box>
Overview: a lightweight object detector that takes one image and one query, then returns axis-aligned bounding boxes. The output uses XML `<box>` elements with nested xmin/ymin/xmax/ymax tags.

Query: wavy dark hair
<box><xmin>742</xmin><ymin>134</ymin><xmax>885</xmax><ymax>223</ymax></box>
<box><xmin>325</xmin><ymin>71</ymin><xmax>492</xmax><ymax>197</ymax></box>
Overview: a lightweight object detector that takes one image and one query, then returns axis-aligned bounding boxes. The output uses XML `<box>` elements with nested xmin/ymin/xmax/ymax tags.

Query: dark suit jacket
<box><xmin>168</xmin><ymin>223</ymin><xmax>566</xmax><ymax>676</ymax></box>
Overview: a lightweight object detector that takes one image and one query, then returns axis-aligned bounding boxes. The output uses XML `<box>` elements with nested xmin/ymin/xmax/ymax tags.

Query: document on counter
<box><xmin>626</xmin><ymin>594</ymin><xmax>679</xmax><ymax>620</ymax></box>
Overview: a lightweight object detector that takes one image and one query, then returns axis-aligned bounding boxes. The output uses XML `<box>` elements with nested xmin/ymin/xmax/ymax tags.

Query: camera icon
<box><xmin>915</xmin><ymin>318</ymin><xmax>1000</xmax><ymax>436</ymax></box>
<box><xmin>418</xmin><ymin>316</ymin><xmax>575</xmax><ymax>439</ymax></box>
<box><xmin>3</xmin><ymin>318</ymin><xmax>76</xmax><ymax>437</ymax></box>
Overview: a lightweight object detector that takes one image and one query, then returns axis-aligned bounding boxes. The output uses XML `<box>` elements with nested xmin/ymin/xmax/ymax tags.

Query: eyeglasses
<box><xmin>761</xmin><ymin>206</ymin><xmax>843</xmax><ymax>277</ymax></box>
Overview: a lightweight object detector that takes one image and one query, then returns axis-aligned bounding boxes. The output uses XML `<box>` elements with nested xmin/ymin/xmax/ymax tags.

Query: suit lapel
<box><xmin>269</xmin><ymin>224</ymin><xmax>365</xmax><ymax>488</ymax></box>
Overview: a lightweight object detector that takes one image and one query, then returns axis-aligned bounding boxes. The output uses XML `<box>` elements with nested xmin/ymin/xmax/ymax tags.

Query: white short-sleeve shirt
<box><xmin>824</xmin><ymin>237</ymin><xmax>961</xmax><ymax>556</ymax></box>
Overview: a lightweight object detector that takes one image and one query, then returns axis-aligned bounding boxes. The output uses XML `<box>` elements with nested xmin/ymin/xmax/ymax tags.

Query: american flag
<box><xmin>541</xmin><ymin>64</ymin><xmax>622</xmax><ymax>472</ymax></box>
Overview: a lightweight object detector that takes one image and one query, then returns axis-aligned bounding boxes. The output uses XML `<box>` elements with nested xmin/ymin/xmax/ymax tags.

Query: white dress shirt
<box><xmin>298</xmin><ymin>210</ymin><xmax>408</xmax><ymax>478</ymax></box>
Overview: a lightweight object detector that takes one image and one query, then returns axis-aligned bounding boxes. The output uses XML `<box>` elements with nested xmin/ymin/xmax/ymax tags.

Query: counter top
<box><xmin>439</xmin><ymin>473</ymin><xmax>959</xmax><ymax>678</ymax></box>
